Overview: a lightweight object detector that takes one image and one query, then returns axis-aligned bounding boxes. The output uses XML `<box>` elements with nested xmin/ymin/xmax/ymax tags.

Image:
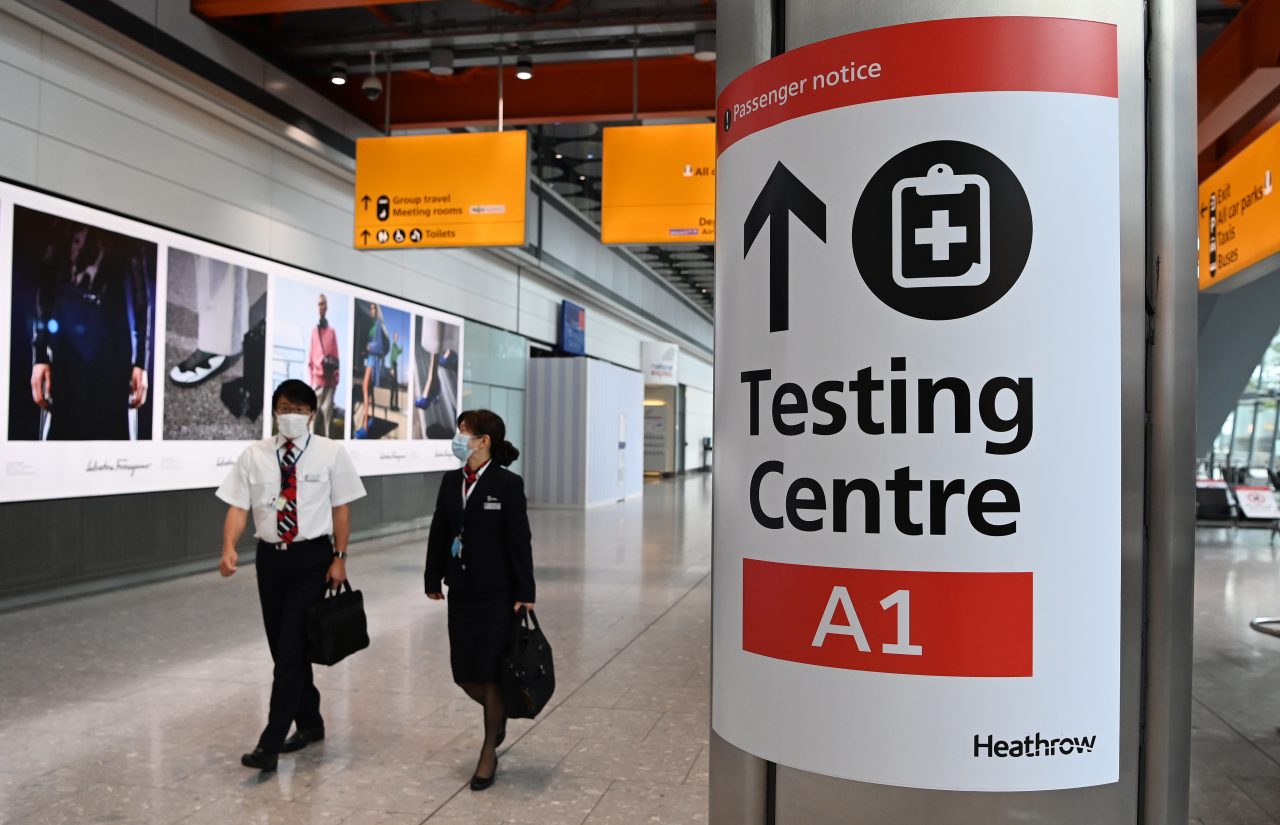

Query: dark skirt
<box><xmin>448</xmin><ymin>593</ymin><xmax>513</xmax><ymax>684</ymax></box>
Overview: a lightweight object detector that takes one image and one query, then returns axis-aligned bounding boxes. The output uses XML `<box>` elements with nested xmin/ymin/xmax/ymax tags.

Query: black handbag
<box><xmin>501</xmin><ymin>608</ymin><xmax>555</xmax><ymax>719</ymax></box>
<box><xmin>321</xmin><ymin>354</ymin><xmax>340</xmax><ymax>381</ymax></box>
<box><xmin>306</xmin><ymin>581</ymin><xmax>370</xmax><ymax>666</ymax></box>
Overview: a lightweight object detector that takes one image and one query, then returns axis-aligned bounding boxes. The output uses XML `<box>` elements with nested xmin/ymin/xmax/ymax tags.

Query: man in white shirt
<box><xmin>216</xmin><ymin>379</ymin><xmax>367</xmax><ymax>772</ymax></box>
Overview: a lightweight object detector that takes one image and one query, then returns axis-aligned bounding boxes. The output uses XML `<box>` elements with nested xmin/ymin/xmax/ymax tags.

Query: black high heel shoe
<box><xmin>470</xmin><ymin>756</ymin><xmax>498</xmax><ymax>792</ymax></box>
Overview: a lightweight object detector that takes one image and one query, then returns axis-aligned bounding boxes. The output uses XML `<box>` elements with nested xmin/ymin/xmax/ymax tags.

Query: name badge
<box><xmin>303</xmin><ymin>473</ymin><xmax>322</xmax><ymax>482</ymax></box>
<box><xmin>484</xmin><ymin>502</ymin><xmax>502</xmax><ymax>510</ymax></box>
<box><xmin>450</xmin><ymin>536</ymin><xmax>463</xmax><ymax>558</ymax></box>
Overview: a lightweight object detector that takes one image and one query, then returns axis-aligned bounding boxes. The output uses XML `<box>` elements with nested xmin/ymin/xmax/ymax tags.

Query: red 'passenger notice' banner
<box><xmin>716</xmin><ymin>17</ymin><xmax>1119</xmax><ymax>156</ymax></box>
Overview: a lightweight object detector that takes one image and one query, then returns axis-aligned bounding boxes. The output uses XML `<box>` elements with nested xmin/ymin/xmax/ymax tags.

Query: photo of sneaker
<box><xmin>169</xmin><ymin>350</ymin><xmax>236</xmax><ymax>386</ymax></box>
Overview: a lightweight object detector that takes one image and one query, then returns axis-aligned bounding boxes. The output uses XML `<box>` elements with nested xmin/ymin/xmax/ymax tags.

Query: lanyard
<box><xmin>461</xmin><ymin>461</ymin><xmax>490</xmax><ymax>508</ymax></box>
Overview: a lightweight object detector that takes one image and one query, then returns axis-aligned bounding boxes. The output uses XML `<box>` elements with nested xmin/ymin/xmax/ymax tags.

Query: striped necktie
<box><xmin>277</xmin><ymin>440</ymin><xmax>299</xmax><ymax>543</ymax></box>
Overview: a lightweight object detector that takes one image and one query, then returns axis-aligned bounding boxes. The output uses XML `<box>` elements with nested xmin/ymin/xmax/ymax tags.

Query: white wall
<box><xmin>585</xmin><ymin>360</ymin><xmax>644</xmax><ymax>506</ymax></box>
<box><xmin>524</xmin><ymin>358</ymin><xmax>587</xmax><ymax>507</ymax></box>
<box><xmin>525</xmin><ymin>357</ymin><xmax>644</xmax><ymax>507</ymax></box>
<box><xmin>685</xmin><ymin>385</ymin><xmax>714</xmax><ymax>472</ymax></box>
<box><xmin>0</xmin><ymin>2</ymin><xmax>717</xmax><ymax>384</ymax></box>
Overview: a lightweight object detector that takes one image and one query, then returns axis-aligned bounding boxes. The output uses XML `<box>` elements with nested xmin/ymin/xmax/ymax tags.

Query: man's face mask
<box><xmin>277</xmin><ymin>413</ymin><xmax>311</xmax><ymax>440</ymax></box>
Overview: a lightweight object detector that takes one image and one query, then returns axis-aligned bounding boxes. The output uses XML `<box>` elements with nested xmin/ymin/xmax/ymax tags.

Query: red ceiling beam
<box><xmin>1198</xmin><ymin>0</ymin><xmax>1280</xmax><ymax>177</ymax></box>
<box><xmin>317</xmin><ymin>56</ymin><xmax>716</xmax><ymax>130</ymax></box>
<box><xmin>193</xmin><ymin>0</ymin><xmax>427</xmax><ymax>18</ymax></box>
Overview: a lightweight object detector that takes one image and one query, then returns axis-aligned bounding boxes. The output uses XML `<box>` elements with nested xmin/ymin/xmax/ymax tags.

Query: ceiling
<box><xmin>196</xmin><ymin>0</ymin><xmax>717</xmax><ymax>313</ymax></box>
<box><xmin>196</xmin><ymin>0</ymin><xmax>716</xmax><ymax>129</ymax></box>
<box><xmin>530</xmin><ymin>121</ymin><xmax>715</xmax><ymax>311</ymax></box>
<box><xmin>194</xmin><ymin>0</ymin><xmax>1253</xmax><ymax>316</ymax></box>
<box><xmin>1198</xmin><ymin>0</ymin><xmax>1240</xmax><ymax>54</ymax></box>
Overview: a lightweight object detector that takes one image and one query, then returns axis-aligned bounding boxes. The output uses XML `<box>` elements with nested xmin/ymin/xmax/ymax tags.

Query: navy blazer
<box><xmin>424</xmin><ymin>464</ymin><xmax>535</xmax><ymax>603</ymax></box>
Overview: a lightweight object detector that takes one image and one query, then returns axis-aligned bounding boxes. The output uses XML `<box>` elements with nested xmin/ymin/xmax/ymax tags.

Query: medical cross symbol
<box><xmin>915</xmin><ymin>210</ymin><xmax>967</xmax><ymax>261</ymax></box>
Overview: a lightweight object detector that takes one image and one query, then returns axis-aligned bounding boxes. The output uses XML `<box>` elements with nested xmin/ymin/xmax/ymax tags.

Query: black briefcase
<box><xmin>306</xmin><ymin>581</ymin><xmax>370</xmax><ymax>666</ymax></box>
<box><xmin>501</xmin><ymin>607</ymin><xmax>555</xmax><ymax>719</ymax></box>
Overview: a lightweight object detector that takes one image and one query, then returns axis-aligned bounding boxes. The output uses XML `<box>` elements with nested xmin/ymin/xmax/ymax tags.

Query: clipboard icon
<box><xmin>891</xmin><ymin>163</ymin><xmax>990</xmax><ymax>289</ymax></box>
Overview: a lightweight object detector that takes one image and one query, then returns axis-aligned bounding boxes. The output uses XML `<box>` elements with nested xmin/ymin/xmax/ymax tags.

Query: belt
<box><xmin>259</xmin><ymin>536</ymin><xmax>331</xmax><ymax>551</ymax></box>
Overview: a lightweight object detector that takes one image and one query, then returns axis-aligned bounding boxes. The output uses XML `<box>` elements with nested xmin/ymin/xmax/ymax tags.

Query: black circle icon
<box><xmin>852</xmin><ymin>140</ymin><xmax>1032</xmax><ymax>321</ymax></box>
<box><xmin>376</xmin><ymin>229</ymin><xmax>389</xmax><ymax>244</ymax></box>
<box><xmin>393</xmin><ymin>228</ymin><xmax>406</xmax><ymax>243</ymax></box>
<box><xmin>410</xmin><ymin>228</ymin><xmax>423</xmax><ymax>243</ymax></box>
<box><xmin>723</xmin><ymin>108</ymin><xmax>732</xmax><ymax>133</ymax></box>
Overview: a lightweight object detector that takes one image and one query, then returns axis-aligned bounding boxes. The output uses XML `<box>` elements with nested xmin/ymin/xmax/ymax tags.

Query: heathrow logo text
<box><xmin>974</xmin><ymin>733</ymin><xmax>1098</xmax><ymax>758</ymax></box>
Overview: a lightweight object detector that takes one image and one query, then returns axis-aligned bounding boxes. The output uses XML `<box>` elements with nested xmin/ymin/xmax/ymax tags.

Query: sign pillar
<box><xmin>710</xmin><ymin>0</ymin><xmax>1195</xmax><ymax>822</ymax></box>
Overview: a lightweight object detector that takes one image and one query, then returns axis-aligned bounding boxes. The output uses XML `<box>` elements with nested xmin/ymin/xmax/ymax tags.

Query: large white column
<box><xmin>710</xmin><ymin>2</ymin><xmax>1196</xmax><ymax>822</ymax></box>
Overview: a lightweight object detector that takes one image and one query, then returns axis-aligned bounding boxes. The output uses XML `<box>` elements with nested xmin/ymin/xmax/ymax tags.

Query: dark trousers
<box><xmin>389</xmin><ymin>365</ymin><xmax>399</xmax><ymax>409</ymax></box>
<box><xmin>255</xmin><ymin>537</ymin><xmax>331</xmax><ymax>752</ymax></box>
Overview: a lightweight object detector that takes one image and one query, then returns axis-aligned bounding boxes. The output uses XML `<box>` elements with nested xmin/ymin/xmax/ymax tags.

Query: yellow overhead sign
<box><xmin>354</xmin><ymin>131</ymin><xmax>527</xmax><ymax>249</ymax></box>
<box><xmin>1199</xmin><ymin>121</ymin><xmax>1280</xmax><ymax>291</ymax></box>
<box><xmin>601</xmin><ymin>124</ymin><xmax>715</xmax><ymax>245</ymax></box>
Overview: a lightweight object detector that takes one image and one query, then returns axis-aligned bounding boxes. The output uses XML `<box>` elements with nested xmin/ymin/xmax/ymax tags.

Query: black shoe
<box><xmin>281</xmin><ymin>728</ymin><xmax>325</xmax><ymax>753</ymax></box>
<box><xmin>470</xmin><ymin>757</ymin><xmax>498</xmax><ymax>792</ymax></box>
<box><xmin>240</xmin><ymin>747</ymin><xmax>278</xmax><ymax>772</ymax></box>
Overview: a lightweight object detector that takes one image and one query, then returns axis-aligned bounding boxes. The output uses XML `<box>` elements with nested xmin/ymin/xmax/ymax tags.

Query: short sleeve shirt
<box><xmin>216</xmin><ymin>435</ymin><xmax>366</xmax><ymax>541</ymax></box>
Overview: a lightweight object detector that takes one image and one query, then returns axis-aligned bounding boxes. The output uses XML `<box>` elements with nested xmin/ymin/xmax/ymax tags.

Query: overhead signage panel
<box><xmin>712</xmin><ymin>16</ymin><xmax>1122</xmax><ymax>792</ymax></box>
<box><xmin>1198</xmin><ymin>121</ymin><xmax>1280</xmax><ymax>291</ymax></box>
<box><xmin>354</xmin><ymin>131</ymin><xmax>527</xmax><ymax>249</ymax></box>
<box><xmin>601</xmin><ymin>124</ymin><xmax>715</xmax><ymax>244</ymax></box>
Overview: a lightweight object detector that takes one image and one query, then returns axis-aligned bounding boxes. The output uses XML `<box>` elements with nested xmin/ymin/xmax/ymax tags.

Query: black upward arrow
<box><xmin>361</xmin><ymin>194</ymin><xmax>371</xmax><ymax>211</ymax></box>
<box><xmin>360</xmin><ymin>229</ymin><xmax>371</xmax><ymax>244</ymax></box>
<box><xmin>744</xmin><ymin>162</ymin><xmax>827</xmax><ymax>332</ymax></box>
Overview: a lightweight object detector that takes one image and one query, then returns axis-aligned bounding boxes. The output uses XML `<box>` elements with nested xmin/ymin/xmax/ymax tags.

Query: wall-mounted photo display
<box><xmin>412</xmin><ymin>317</ymin><xmax>462</xmax><ymax>440</ymax></box>
<box><xmin>351</xmin><ymin>299</ymin><xmax>411</xmax><ymax>441</ymax></box>
<box><xmin>0</xmin><ymin>180</ymin><xmax>466</xmax><ymax>503</ymax></box>
<box><xmin>163</xmin><ymin>249</ymin><xmax>267</xmax><ymax>440</ymax></box>
<box><xmin>271</xmin><ymin>277</ymin><xmax>352</xmax><ymax>440</ymax></box>
<box><xmin>7</xmin><ymin>206</ymin><xmax>158</xmax><ymax>443</ymax></box>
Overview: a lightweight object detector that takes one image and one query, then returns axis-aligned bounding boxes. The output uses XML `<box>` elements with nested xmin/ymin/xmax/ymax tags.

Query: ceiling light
<box><xmin>579</xmin><ymin>175</ymin><xmax>586</xmax><ymax>181</ymax></box>
<box><xmin>429</xmin><ymin>47</ymin><xmax>455</xmax><ymax>76</ymax></box>
<box><xmin>693</xmin><ymin>31</ymin><xmax>716</xmax><ymax>62</ymax></box>
<box><xmin>516</xmin><ymin>52</ymin><xmax>533</xmax><ymax>80</ymax></box>
<box><xmin>555</xmin><ymin>153</ymin><xmax>563</xmax><ymax>159</ymax></box>
<box><xmin>330</xmin><ymin>61</ymin><xmax>348</xmax><ymax>85</ymax></box>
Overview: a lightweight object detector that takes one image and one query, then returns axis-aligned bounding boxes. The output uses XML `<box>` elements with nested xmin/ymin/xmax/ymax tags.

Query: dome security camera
<box><xmin>362</xmin><ymin>73</ymin><xmax>383</xmax><ymax>101</ymax></box>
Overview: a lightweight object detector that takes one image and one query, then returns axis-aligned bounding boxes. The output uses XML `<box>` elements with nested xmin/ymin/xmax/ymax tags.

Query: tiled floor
<box><xmin>0</xmin><ymin>476</ymin><xmax>710</xmax><ymax>825</ymax></box>
<box><xmin>6</xmin><ymin>478</ymin><xmax>1280</xmax><ymax>823</ymax></box>
<box><xmin>1191</xmin><ymin>526</ymin><xmax>1280</xmax><ymax>825</ymax></box>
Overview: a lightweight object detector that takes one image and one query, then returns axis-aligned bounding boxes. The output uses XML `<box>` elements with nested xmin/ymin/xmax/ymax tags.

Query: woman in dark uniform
<box><xmin>424</xmin><ymin>410</ymin><xmax>534</xmax><ymax>791</ymax></box>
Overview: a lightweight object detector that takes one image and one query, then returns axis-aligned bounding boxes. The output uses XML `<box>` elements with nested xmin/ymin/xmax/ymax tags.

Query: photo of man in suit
<box><xmin>8</xmin><ymin>206</ymin><xmax>157</xmax><ymax>441</ymax></box>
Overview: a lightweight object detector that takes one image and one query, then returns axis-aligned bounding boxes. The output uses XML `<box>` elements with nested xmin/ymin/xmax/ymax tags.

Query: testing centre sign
<box><xmin>712</xmin><ymin>17</ymin><xmax>1121</xmax><ymax>791</ymax></box>
<box><xmin>354</xmin><ymin>131</ymin><xmax>527</xmax><ymax>249</ymax></box>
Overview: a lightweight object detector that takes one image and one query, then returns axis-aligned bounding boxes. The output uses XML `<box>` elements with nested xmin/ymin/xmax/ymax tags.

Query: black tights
<box><xmin>459</xmin><ymin>682</ymin><xmax>505</xmax><ymax>778</ymax></box>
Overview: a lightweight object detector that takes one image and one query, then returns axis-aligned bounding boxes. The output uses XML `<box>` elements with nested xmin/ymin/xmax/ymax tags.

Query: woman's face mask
<box><xmin>452</xmin><ymin>432</ymin><xmax>475</xmax><ymax>462</ymax></box>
